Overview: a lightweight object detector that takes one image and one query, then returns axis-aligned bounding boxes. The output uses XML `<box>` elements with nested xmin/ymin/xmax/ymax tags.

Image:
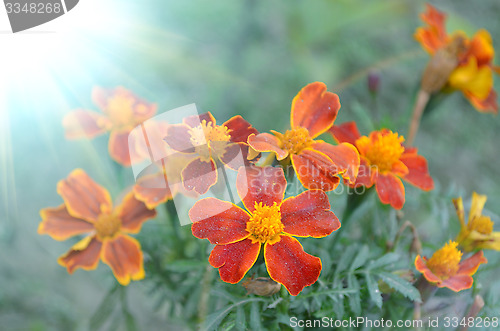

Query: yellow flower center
<box><xmin>94</xmin><ymin>213</ymin><xmax>122</xmax><ymax>240</ymax></box>
<box><xmin>188</xmin><ymin>120</ymin><xmax>231</xmax><ymax>161</ymax></box>
<box><xmin>356</xmin><ymin>130</ymin><xmax>405</xmax><ymax>173</ymax></box>
<box><xmin>426</xmin><ymin>241</ymin><xmax>463</xmax><ymax>279</ymax></box>
<box><xmin>106</xmin><ymin>94</ymin><xmax>135</xmax><ymax>128</ymax></box>
<box><xmin>246</xmin><ymin>202</ymin><xmax>284</xmax><ymax>244</ymax></box>
<box><xmin>469</xmin><ymin>216</ymin><xmax>493</xmax><ymax>235</ymax></box>
<box><xmin>278</xmin><ymin>127</ymin><xmax>314</xmax><ymax>155</ymax></box>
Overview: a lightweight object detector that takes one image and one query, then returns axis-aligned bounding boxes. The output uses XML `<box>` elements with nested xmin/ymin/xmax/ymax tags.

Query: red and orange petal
<box><xmin>400</xmin><ymin>151</ymin><xmax>434</xmax><ymax>191</ymax></box>
<box><xmin>465</xmin><ymin>29</ymin><xmax>495</xmax><ymax>67</ymax></box>
<box><xmin>57</xmin><ymin>169</ymin><xmax>112</xmax><ymax>222</ymax></box>
<box><xmin>465</xmin><ymin>89</ymin><xmax>498</xmax><ymax>114</ymax></box>
<box><xmin>58</xmin><ymin>236</ymin><xmax>102</xmax><ymax>274</ymax></box>
<box><xmin>223</xmin><ymin>115</ymin><xmax>259</xmax><ymax>143</ymax></box>
<box><xmin>38</xmin><ymin>205</ymin><xmax>94</xmax><ymax>240</ymax></box>
<box><xmin>329</xmin><ymin>122</ymin><xmax>362</xmax><ymax>146</ymax></box>
<box><xmin>181</xmin><ymin>157</ymin><xmax>217</xmax><ymax>195</ymax></box>
<box><xmin>209</xmin><ymin>239</ymin><xmax>261</xmax><ymax>284</ymax></box>
<box><xmin>190</xmin><ymin>198</ymin><xmax>250</xmax><ymax>245</ymax></box>
<box><xmin>116</xmin><ymin>192</ymin><xmax>157</xmax><ymax>234</ymax></box>
<box><xmin>312</xmin><ymin>141</ymin><xmax>360</xmax><ymax>185</ymax></box>
<box><xmin>100</xmin><ymin>234</ymin><xmax>145</xmax><ymax>286</ymax></box>
<box><xmin>109</xmin><ymin>129</ymin><xmax>134</xmax><ymax>166</ymax></box>
<box><xmin>457</xmin><ymin>251</ymin><xmax>488</xmax><ymax>276</ymax></box>
<box><xmin>236</xmin><ymin>166</ymin><xmax>287</xmax><ymax>213</ymax></box>
<box><xmin>415</xmin><ymin>255</ymin><xmax>441</xmax><ymax>283</ymax></box>
<box><xmin>414</xmin><ymin>4</ymin><xmax>448</xmax><ymax>54</ymax></box>
<box><xmin>375</xmin><ymin>173</ymin><xmax>405</xmax><ymax>210</ymax></box>
<box><xmin>220</xmin><ymin>142</ymin><xmax>252</xmax><ymax>170</ymax></box>
<box><xmin>353</xmin><ymin>159</ymin><xmax>376</xmax><ymax>188</ymax></box>
<box><xmin>62</xmin><ymin>110</ymin><xmax>111</xmax><ymax>139</ymax></box>
<box><xmin>280</xmin><ymin>190</ymin><xmax>340</xmax><ymax>238</ymax></box>
<box><xmin>291</xmin><ymin>149</ymin><xmax>341</xmax><ymax>191</ymax></box>
<box><xmin>133</xmin><ymin>173</ymin><xmax>174</xmax><ymax>209</ymax></box>
<box><xmin>290</xmin><ymin>82</ymin><xmax>340</xmax><ymax>139</ymax></box>
<box><xmin>264</xmin><ymin>235</ymin><xmax>321</xmax><ymax>296</ymax></box>
<box><xmin>247</xmin><ymin>133</ymin><xmax>289</xmax><ymax>160</ymax></box>
<box><xmin>164</xmin><ymin>124</ymin><xmax>196</xmax><ymax>153</ymax></box>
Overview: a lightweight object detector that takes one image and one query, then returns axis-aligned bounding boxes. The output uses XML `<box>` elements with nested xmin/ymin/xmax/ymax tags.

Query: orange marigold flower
<box><xmin>454</xmin><ymin>192</ymin><xmax>500</xmax><ymax>252</ymax></box>
<box><xmin>415</xmin><ymin>241</ymin><xmax>487</xmax><ymax>292</ymax></box>
<box><xmin>38</xmin><ymin>169</ymin><xmax>157</xmax><ymax>285</ymax></box>
<box><xmin>247</xmin><ymin>82</ymin><xmax>360</xmax><ymax>191</ymax></box>
<box><xmin>190</xmin><ymin>166</ymin><xmax>340</xmax><ymax>295</ymax></box>
<box><xmin>415</xmin><ymin>3</ymin><xmax>500</xmax><ymax>113</ymax></box>
<box><xmin>330</xmin><ymin>121</ymin><xmax>434</xmax><ymax>209</ymax></box>
<box><xmin>62</xmin><ymin>87</ymin><xmax>158</xmax><ymax>166</ymax></box>
<box><xmin>164</xmin><ymin>112</ymin><xmax>258</xmax><ymax>195</ymax></box>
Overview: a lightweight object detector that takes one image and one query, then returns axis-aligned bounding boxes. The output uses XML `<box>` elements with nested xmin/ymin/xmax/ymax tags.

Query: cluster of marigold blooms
<box><xmin>38</xmin><ymin>4</ymin><xmax>498</xmax><ymax>297</ymax></box>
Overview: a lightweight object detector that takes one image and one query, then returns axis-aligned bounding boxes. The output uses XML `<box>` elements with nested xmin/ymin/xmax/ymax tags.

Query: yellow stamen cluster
<box><xmin>246</xmin><ymin>202</ymin><xmax>284</xmax><ymax>244</ymax></box>
<box><xmin>356</xmin><ymin>131</ymin><xmax>405</xmax><ymax>173</ymax></box>
<box><xmin>469</xmin><ymin>216</ymin><xmax>494</xmax><ymax>235</ymax></box>
<box><xmin>189</xmin><ymin>120</ymin><xmax>231</xmax><ymax>146</ymax></box>
<box><xmin>426</xmin><ymin>241</ymin><xmax>462</xmax><ymax>278</ymax></box>
<box><xmin>94</xmin><ymin>213</ymin><xmax>122</xmax><ymax>240</ymax></box>
<box><xmin>277</xmin><ymin>127</ymin><xmax>314</xmax><ymax>155</ymax></box>
<box><xmin>106</xmin><ymin>95</ymin><xmax>135</xmax><ymax>127</ymax></box>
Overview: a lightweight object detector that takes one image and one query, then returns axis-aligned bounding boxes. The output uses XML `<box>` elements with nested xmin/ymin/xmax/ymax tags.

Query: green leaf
<box><xmin>235</xmin><ymin>306</ymin><xmax>246</xmax><ymax>331</ymax></box>
<box><xmin>365</xmin><ymin>272</ymin><xmax>382</xmax><ymax>308</ymax></box>
<box><xmin>90</xmin><ymin>285</ymin><xmax>120</xmax><ymax>330</ymax></box>
<box><xmin>367</xmin><ymin>253</ymin><xmax>400</xmax><ymax>271</ymax></box>
<box><xmin>249</xmin><ymin>301</ymin><xmax>263</xmax><ymax>331</ymax></box>
<box><xmin>202</xmin><ymin>298</ymin><xmax>264</xmax><ymax>331</ymax></box>
<box><xmin>377</xmin><ymin>272</ymin><xmax>422</xmax><ymax>303</ymax></box>
<box><xmin>335</xmin><ymin>245</ymin><xmax>357</xmax><ymax>277</ymax></box>
<box><xmin>347</xmin><ymin>274</ymin><xmax>361</xmax><ymax>315</ymax></box>
<box><xmin>349</xmin><ymin>245</ymin><xmax>370</xmax><ymax>271</ymax></box>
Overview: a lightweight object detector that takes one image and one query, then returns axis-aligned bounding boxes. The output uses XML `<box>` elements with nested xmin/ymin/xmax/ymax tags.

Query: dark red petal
<box><xmin>281</xmin><ymin>190</ymin><xmax>340</xmax><ymax>238</ymax></box>
<box><xmin>209</xmin><ymin>239</ymin><xmax>260</xmax><ymax>284</ymax></box>
<box><xmin>62</xmin><ymin>110</ymin><xmax>111</xmax><ymax>139</ymax></box>
<box><xmin>223</xmin><ymin>115</ymin><xmax>259</xmax><ymax>143</ymax></box>
<box><xmin>164</xmin><ymin>124</ymin><xmax>196</xmax><ymax>153</ymax></box>
<box><xmin>39</xmin><ymin>205</ymin><xmax>94</xmax><ymax>240</ymax></box>
<box><xmin>264</xmin><ymin>236</ymin><xmax>321</xmax><ymax>296</ymax></box>
<box><xmin>183</xmin><ymin>112</ymin><xmax>216</xmax><ymax>128</ymax></box>
<box><xmin>117</xmin><ymin>192</ymin><xmax>157</xmax><ymax>234</ymax></box>
<box><xmin>328</xmin><ymin>122</ymin><xmax>362</xmax><ymax>145</ymax></box>
<box><xmin>236</xmin><ymin>166</ymin><xmax>287</xmax><ymax>213</ymax></box>
<box><xmin>312</xmin><ymin>141</ymin><xmax>360</xmax><ymax>185</ymax></box>
<box><xmin>57</xmin><ymin>169</ymin><xmax>112</xmax><ymax>222</ymax></box>
<box><xmin>109</xmin><ymin>130</ymin><xmax>132</xmax><ymax>166</ymax></box>
<box><xmin>190</xmin><ymin>198</ymin><xmax>250</xmax><ymax>245</ymax></box>
<box><xmin>457</xmin><ymin>251</ymin><xmax>488</xmax><ymax>276</ymax></box>
<box><xmin>438</xmin><ymin>275</ymin><xmax>473</xmax><ymax>292</ymax></box>
<box><xmin>220</xmin><ymin>142</ymin><xmax>251</xmax><ymax>170</ymax></box>
<box><xmin>291</xmin><ymin>150</ymin><xmax>341</xmax><ymax>191</ymax></box>
<box><xmin>290</xmin><ymin>82</ymin><xmax>340</xmax><ymax>138</ymax></box>
<box><xmin>58</xmin><ymin>236</ymin><xmax>102</xmax><ymax>274</ymax></box>
<box><xmin>375</xmin><ymin>173</ymin><xmax>405</xmax><ymax>210</ymax></box>
<box><xmin>464</xmin><ymin>89</ymin><xmax>498</xmax><ymax>114</ymax></box>
<box><xmin>400</xmin><ymin>152</ymin><xmax>434</xmax><ymax>191</ymax></box>
<box><xmin>101</xmin><ymin>234</ymin><xmax>145</xmax><ymax>286</ymax></box>
<box><xmin>247</xmin><ymin>133</ymin><xmax>288</xmax><ymax>161</ymax></box>
<box><xmin>353</xmin><ymin>158</ymin><xmax>374</xmax><ymax>188</ymax></box>
<box><xmin>181</xmin><ymin>158</ymin><xmax>217</xmax><ymax>195</ymax></box>
<box><xmin>414</xmin><ymin>255</ymin><xmax>441</xmax><ymax>283</ymax></box>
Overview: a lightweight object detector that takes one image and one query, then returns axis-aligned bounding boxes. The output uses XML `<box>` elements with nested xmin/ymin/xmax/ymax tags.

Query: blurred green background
<box><xmin>1</xmin><ymin>0</ymin><xmax>499</xmax><ymax>329</ymax></box>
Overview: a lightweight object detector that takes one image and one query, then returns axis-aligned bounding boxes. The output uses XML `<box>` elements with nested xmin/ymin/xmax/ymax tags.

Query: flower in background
<box><xmin>63</xmin><ymin>87</ymin><xmax>157</xmax><ymax>166</ymax></box>
<box><xmin>190</xmin><ymin>166</ymin><xmax>340</xmax><ymax>295</ymax></box>
<box><xmin>248</xmin><ymin>82</ymin><xmax>359</xmax><ymax>191</ymax></box>
<box><xmin>415</xmin><ymin>3</ymin><xmax>500</xmax><ymax>113</ymax></box>
<box><xmin>38</xmin><ymin>169</ymin><xmax>156</xmax><ymax>285</ymax></box>
<box><xmin>330</xmin><ymin>122</ymin><xmax>434</xmax><ymax>209</ymax></box>
<box><xmin>164</xmin><ymin>112</ymin><xmax>258</xmax><ymax>195</ymax></box>
<box><xmin>415</xmin><ymin>241</ymin><xmax>487</xmax><ymax>292</ymax></box>
<box><xmin>454</xmin><ymin>192</ymin><xmax>500</xmax><ymax>252</ymax></box>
